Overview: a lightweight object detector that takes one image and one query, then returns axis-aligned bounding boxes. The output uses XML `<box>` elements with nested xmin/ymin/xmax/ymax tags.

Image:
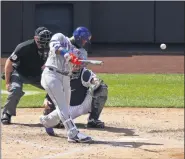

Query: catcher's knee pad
<box><xmin>81</xmin><ymin>68</ymin><xmax>95</xmax><ymax>88</ymax></box>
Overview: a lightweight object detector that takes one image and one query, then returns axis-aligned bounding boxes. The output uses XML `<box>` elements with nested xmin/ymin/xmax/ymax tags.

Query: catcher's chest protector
<box><xmin>70</xmin><ymin>68</ymin><xmax>93</xmax><ymax>106</ymax></box>
<box><xmin>70</xmin><ymin>77</ymin><xmax>88</xmax><ymax>106</ymax></box>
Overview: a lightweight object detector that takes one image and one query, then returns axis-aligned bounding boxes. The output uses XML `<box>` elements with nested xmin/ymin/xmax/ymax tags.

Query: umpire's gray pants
<box><xmin>2</xmin><ymin>70</ymin><xmax>43</xmax><ymax>116</ymax></box>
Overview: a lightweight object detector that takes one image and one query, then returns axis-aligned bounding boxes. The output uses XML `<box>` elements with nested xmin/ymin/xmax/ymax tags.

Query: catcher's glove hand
<box><xmin>43</xmin><ymin>99</ymin><xmax>55</xmax><ymax>115</ymax></box>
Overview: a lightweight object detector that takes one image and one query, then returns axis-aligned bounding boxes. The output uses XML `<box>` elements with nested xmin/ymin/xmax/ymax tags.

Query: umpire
<box><xmin>1</xmin><ymin>27</ymin><xmax>53</xmax><ymax>125</ymax></box>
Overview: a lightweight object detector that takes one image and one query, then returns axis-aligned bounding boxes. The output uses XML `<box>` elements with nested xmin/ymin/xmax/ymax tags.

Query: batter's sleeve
<box><xmin>49</xmin><ymin>33</ymin><xmax>69</xmax><ymax>53</ymax></box>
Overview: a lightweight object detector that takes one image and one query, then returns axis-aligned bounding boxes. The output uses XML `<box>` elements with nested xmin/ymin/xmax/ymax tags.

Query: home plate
<box><xmin>94</xmin><ymin>137</ymin><xmax>149</xmax><ymax>142</ymax></box>
<box><xmin>93</xmin><ymin>137</ymin><xmax>149</xmax><ymax>148</ymax></box>
<box><xmin>1</xmin><ymin>90</ymin><xmax>44</xmax><ymax>96</ymax></box>
<box><xmin>118</xmin><ymin>137</ymin><xmax>149</xmax><ymax>142</ymax></box>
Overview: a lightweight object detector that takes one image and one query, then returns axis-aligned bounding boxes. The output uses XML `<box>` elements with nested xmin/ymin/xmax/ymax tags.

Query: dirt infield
<box><xmin>88</xmin><ymin>55</ymin><xmax>184</xmax><ymax>74</ymax></box>
<box><xmin>1</xmin><ymin>55</ymin><xmax>184</xmax><ymax>158</ymax></box>
<box><xmin>1</xmin><ymin>55</ymin><xmax>184</xmax><ymax>73</ymax></box>
<box><xmin>1</xmin><ymin>108</ymin><xmax>184</xmax><ymax>159</ymax></box>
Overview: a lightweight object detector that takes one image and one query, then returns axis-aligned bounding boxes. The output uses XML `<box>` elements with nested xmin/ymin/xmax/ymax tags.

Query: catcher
<box><xmin>43</xmin><ymin>27</ymin><xmax>108</xmax><ymax>129</ymax></box>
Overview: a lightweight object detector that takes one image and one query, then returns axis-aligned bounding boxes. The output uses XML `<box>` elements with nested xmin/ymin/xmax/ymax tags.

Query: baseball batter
<box><xmin>43</xmin><ymin>49</ymin><xmax>108</xmax><ymax>129</ymax></box>
<box><xmin>40</xmin><ymin>27</ymin><xmax>92</xmax><ymax>143</ymax></box>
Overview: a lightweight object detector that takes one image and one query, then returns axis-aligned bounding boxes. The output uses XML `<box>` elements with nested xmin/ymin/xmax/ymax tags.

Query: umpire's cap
<box><xmin>35</xmin><ymin>27</ymin><xmax>52</xmax><ymax>49</ymax></box>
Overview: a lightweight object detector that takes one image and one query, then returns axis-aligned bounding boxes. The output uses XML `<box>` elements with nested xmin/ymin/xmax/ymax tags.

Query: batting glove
<box><xmin>64</xmin><ymin>53</ymin><xmax>82</xmax><ymax>65</ymax></box>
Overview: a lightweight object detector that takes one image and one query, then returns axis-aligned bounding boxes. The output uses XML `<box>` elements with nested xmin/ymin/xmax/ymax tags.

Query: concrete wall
<box><xmin>91</xmin><ymin>1</ymin><xmax>155</xmax><ymax>43</ymax></box>
<box><xmin>1</xmin><ymin>1</ymin><xmax>23</xmax><ymax>53</ymax></box>
<box><xmin>155</xmin><ymin>1</ymin><xmax>184</xmax><ymax>43</ymax></box>
<box><xmin>1</xmin><ymin>1</ymin><xmax>184</xmax><ymax>54</ymax></box>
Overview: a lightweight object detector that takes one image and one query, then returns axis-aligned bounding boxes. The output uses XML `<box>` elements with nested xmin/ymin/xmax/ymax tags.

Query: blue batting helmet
<box><xmin>73</xmin><ymin>26</ymin><xmax>91</xmax><ymax>48</ymax></box>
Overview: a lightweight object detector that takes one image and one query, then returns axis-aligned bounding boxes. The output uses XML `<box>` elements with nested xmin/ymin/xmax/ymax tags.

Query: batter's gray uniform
<box><xmin>40</xmin><ymin>33</ymin><xmax>92</xmax><ymax>142</ymax></box>
<box><xmin>43</xmin><ymin>48</ymin><xmax>107</xmax><ymax>128</ymax></box>
<box><xmin>43</xmin><ymin>68</ymin><xmax>93</xmax><ymax>123</ymax></box>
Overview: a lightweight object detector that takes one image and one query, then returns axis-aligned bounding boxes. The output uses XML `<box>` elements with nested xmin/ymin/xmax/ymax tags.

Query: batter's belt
<box><xmin>47</xmin><ymin>67</ymin><xmax>70</xmax><ymax>76</ymax></box>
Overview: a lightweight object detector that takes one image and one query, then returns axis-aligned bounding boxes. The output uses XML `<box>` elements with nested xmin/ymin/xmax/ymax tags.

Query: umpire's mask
<box><xmin>35</xmin><ymin>27</ymin><xmax>52</xmax><ymax>49</ymax></box>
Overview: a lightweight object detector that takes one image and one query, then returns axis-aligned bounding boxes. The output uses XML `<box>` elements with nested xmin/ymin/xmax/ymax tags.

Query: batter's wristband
<box><xmin>60</xmin><ymin>49</ymin><xmax>68</xmax><ymax>56</ymax></box>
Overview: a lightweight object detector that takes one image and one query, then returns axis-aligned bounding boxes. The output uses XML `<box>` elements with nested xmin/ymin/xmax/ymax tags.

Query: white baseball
<box><xmin>160</xmin><ymin>43</ymin><xmax>166</xmax><ymax>50</ymax></box>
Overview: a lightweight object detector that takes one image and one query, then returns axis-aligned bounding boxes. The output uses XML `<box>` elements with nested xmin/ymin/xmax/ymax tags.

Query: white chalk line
<box><xmin>95</xmin><ymin>137</ymin><xmax>149</xmax><ymax>142</ymax></box>
<box><xmin>39</xmin><ymin>137</ymin><xmax>150</xmax><ymax>158</ymax></box>
<box><xmin>6</xmin><ymin>136</ymin><xmax>90</xmax><ymax>159</ymax></box>
<box><xmin>40</xmin><ymin>147</ymin><xmax>90</xmax><ymax>159</ymax></box>
<box><xmin>118</xmin><ymin>137</ymin><xmax>149</xmax><ymax>142</ymax></box>
<box><xmin>6</xmin><ymin>137</ymin><xmax>63</xmax><ymax>150</ymax></box>
<box><xmin>93</xmin><ymin>137</ymin><xmax>149</xmax><ymax>148</ymax></box>
<box><xmin>40</xmin><ymin>137</ymin><xmax>150</xmax><ymax>158</ymax></box>
<box><xmin>1</xmin><ymin>90</ymin><xmax>45</xmax><ymax>96</ymax></box>
<box><xmin>6</xmin><ymin>136</ymin><xmax>150</xmax><ymax>158</ymax></box>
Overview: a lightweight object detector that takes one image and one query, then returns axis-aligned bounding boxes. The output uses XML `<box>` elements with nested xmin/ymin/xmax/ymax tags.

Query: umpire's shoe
<box><xmin>86</xmin><ymin>119</ymin><xmax>105</xmax><ymax>128</ymax></box>
<box><xmin>68</xmin><ymin>132</ymin><xmax>93</xmax><ymax>143</ymax></box>
<box><xmin>1</xmin><ymin>113</ymin><xmax>12</xmax><ymax>125</ymax></box>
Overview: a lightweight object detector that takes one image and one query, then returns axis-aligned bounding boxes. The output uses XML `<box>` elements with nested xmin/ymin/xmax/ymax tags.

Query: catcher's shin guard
<box><xmin>88</xmin><ymin>82</ymin><xmax>108</xmax><ymax>128</ymax></box>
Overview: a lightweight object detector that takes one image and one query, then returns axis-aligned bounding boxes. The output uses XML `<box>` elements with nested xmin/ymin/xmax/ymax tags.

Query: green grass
<box><xmin>99</xmin><ymin>74</ymin><xmax>184</xmax><ymax>108</ymax></box>
<box><xmin>1</xmin><ymin>82</ymin><xmax>46</xmax><ymax>108</ymax></box>
<box><xmin>1</xmin><ymin>74</ymin><xmax>184</xmax><ymax>108</ymax></box>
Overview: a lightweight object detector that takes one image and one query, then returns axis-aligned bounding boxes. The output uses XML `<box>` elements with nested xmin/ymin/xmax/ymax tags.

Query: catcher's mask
<box><xmin>35</xmin><ymin>27</ymin><xmax>52</xmax><ymax>49</ymax></box>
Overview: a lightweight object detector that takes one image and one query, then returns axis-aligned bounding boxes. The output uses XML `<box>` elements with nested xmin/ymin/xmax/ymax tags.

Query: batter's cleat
<box><xmin>86</xmin><ymin>119</ymin><xmax>105</xmax><ymax>128</ymax></box>
<box><xmin>68</xmin><ymin>132</ymin><xmax>93</xmax><ymax>143</ymax></box>
<box><xmin>45</xmin><ymin>127</ymin><xmax>55</xmax><ymax>136</ymax></box>
<box><xmin>1</xmin><ymin>113</ymin><xmax>12</xmax><ymax>125</ymax></box>
<box><xmin>39</xmin><ymin>115</ymin><xmax>55</xmax><ymax>136</ymax></box>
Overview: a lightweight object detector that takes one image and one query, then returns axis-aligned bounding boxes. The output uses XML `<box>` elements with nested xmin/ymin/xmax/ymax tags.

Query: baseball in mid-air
<box><xmin>160</xmin><ymin>43</ymin><xmax>167</xmax><ymax>50</ymax></box>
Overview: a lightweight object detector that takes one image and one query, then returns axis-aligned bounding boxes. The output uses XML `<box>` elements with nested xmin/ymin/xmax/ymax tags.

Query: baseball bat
<box><xmin>79</xmin><ymin>60</ymin><xmax>104</xmax><ymax>65</ymax></box>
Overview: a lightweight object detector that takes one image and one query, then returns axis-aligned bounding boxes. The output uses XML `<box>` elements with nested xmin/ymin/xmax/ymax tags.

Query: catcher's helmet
<box><xmin>35</xmin><ymin>27</ymin><xmax>52</xmax><ymax>49</ymax></box>
<box><xmin>73</xmin><ymin>26</ymin><xmax>91</xmax><ymax>48</ymax></box>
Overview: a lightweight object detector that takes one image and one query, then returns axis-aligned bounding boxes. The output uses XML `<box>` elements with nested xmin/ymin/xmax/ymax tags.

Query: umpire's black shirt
<box><xmin>9</xmin><ymin>39</ymin><xmax>47</xmax><ymax>78</ymax></box>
